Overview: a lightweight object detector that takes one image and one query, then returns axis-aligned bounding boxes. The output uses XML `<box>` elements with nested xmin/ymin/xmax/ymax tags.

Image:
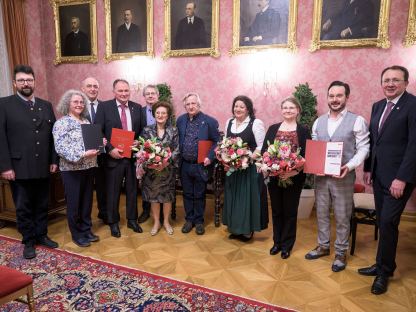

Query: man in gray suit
<box><xmin>305</xmin><ymin>81</ymin><xmax>369</xmax><ymax>272</ymax></box>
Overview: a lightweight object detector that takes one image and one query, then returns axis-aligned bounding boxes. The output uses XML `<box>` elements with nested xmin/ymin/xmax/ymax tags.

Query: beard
<box><xmin>19</xmin><ymin>86</ymin><xmax>34</xmax><ymax>97</ymax></box>
<box><xmin>328</xmin><ymin>102</ymin><xmax>346</xmax><ymax>113</ymax></box>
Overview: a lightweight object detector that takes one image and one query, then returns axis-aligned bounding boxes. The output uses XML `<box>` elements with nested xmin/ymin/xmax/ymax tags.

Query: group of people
<box><xmin>0</xmin><ymin>64</ymin><xmax>415</xmax><ymax>296</ymax></box>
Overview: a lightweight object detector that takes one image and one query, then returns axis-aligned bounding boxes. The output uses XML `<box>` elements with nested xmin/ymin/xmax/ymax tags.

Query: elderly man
<box><xmin>177</xmin><ymin>93</ymin><xmax>220</xmax><ymax>235</ymax></box>
<box><xmin>243</xmin><ymin>0</ymin><xmax>281</xmax><ymax>46</ymax></box>
<box><xmin>174</xmin><ymin>2</ymin><xmax>208</xmax><ymax>50</ymax></box>
<box><xmin>0</xmin><ymin>65</ymin><xmax>59</xmax><ymax>259</ymax></box>
<box><xmin>358</xmin><ymin>65</ymin><xmax>416</xmax><ymax>295</ymax></box>
<box><xmin>81</xmin><ymin>77</ymin><xmax>107</xmax><ymax>225</ymax></box>
<box><xmin>95</xmin><ymin>79</ymin><xmax>144</xmax><ymax>237</ymax></box>
<box><xmin>115</xmin><ymin>9</ymin><xmax>142</xmax><ymax>53</ymax></box>
<box><xmin>305</xmin><ymin>81</ymin><xmax>369</xmax><ymax>272</ymax></box>
<box><xmin>63</xmin><ymin>16</ymin><xmax>90</xmax><ymax>56</ymax></box>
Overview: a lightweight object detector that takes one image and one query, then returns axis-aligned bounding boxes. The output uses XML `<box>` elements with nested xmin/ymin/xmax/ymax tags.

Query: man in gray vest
<box><xmin>305</xmin><ymin>81</ymin><xmax>370</xmax><ymax>272</ymax></box>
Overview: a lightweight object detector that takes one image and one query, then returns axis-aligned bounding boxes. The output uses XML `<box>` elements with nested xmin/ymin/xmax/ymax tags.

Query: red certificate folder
<box><xmin>198</xmin><ymin>140</ymin><xmax>213</xmax><ymax>163</ymax></box>
<box><xmin>110</xmin><ymin>128</ymin><xmax>135</xmax><ymax>158</ymax></box>
<box><xmin>303</xmin><ymin>140</ymin><xmax>343</xmax><ymax>175</ymax></box>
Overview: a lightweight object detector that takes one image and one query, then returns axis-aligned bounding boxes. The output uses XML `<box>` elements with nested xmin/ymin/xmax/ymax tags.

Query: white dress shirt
<box><xmin>378</xmin><ymin>92</ymin><xmax>404</xmax><ymax>128</ymax></box>
<box><xmin>224</xmin><ymin>116</ymin><xmax>265</xmax><ymax>152</ymax></box>
<box><xmin>312</xmin><ymin>108</ymin><xmax>370</xmax><ymax>171</ymax></box>
<box><xmin>116</xmin><ymin>100</ymin><xmax>132</xmax><ymax>131</ymax></box>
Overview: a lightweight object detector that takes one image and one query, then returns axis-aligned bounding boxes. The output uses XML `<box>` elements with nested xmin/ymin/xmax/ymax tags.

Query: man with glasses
<box><xmin>305</xmin><ymin>81</ymin><xmax>369</xmax><ymax>272</ymax></box>
<box><xmin>177</xmin><ymin>93</ymin><xmax>220</xmax><ymax>235</ymax></box>
<box><xmin>0</xmin><ymin>65</ymin><xmax>59</xmax><ymax>259</ymax></box>
<box><xmin>81</xmin><ymin>77</ymin><xmax>107</xmax><ymax>225</ymax></box>
<box><xmin>358</xmin><ymin>65</ymin><xmax>416</xmax><ymax>295</ymax></box>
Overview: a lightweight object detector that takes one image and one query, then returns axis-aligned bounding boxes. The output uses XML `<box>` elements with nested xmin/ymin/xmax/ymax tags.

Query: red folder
<box><xmin>110</xmin><ymin>128</ymin><xmax>135</xmax><ymax>158</ymax></box>
<box><xmin>198</xmin><ymin>140</ymin><xmax>213</xmax><ymax>163</ymax></box>
<box><xmin>303</xmin><ymin>140</ymin><xmax>326</xmax><ymax>175</ymax></box>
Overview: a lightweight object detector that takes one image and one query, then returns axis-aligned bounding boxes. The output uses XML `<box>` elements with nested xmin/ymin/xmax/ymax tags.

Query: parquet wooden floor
<box><xmin>1</xmin><ymin>194</ymin><xmax>416</xmax><ymax>311</ymax></box>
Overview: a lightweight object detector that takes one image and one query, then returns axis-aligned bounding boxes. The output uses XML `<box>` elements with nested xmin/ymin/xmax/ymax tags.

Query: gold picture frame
<box><xmin>51</xmin><ymin>0</ymin><xmax>98</xmax><ymax>65</ymax></box>
<box><xmin>310</xmin><ymin>0</ymin><xmax>391</xmax><ymax>52</ymax></box>
<box><xmin>104</xmin><ymin>0</ymin><xmax>153</xmax><ymax>62</ymax></box>
<box><xmin>404</xmin><ymin>0</ymin><xmax>416</xmax><ymax>46</ymax></box>
<box><xmin>163</xmin><ymin>0</ymin><xmax>220</xmax><ymax>58</ymax></box>
<box><xmin>230</xmin><ymin>0</ymin><xmax>298</xmax><ymax>55</ymax></box>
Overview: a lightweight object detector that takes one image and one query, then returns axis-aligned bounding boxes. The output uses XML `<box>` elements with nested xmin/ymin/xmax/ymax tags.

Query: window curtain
<box><xmin>0</xmin><ymin>0</ymin><xmax>13</xmax><ymax>96</ymax></box>
<box><xmin>1</xmin><ymin>0</ymin><xmax>29</xmax><ymax>79</ymax></box>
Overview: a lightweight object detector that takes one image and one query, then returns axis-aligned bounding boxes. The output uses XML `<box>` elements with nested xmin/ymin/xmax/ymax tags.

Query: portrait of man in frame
<box><xmin>230</xmin><ymin>0</ymin><xmax>298</xmax><ymax>55</ymax></box>
<box><xmin>310</xmin><ymin>0</ymin><xmax>391</xmax><ymax>52</ymax></box>
<box><xmin>104</xmin><ymin>0</ymin><xmax>153</xmax><ymax>61</ymax></box>
<box><xmin>52</xmin><ymin>0</ymin><xmax>97</xmax><ymax>64</ymax></box>
<box><xmin>164</xmin><ymin>0</ymin><xmax>219</xmax><ymax>58</ymax></box>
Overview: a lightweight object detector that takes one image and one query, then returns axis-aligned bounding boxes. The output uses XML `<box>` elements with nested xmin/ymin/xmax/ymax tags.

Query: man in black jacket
<box><xmin>115</xmin><ymin>9</ymin><xmax>142</xmax><ymax>53</ymax></box>
<box><xmin>63</xmin><ymin>17</ymin><xmax>91</xmax><ymax>56</ymax></box>
<box><xmin>0</xmin><ymin>65</ymin><xmax>59</xmax><ymax>259</ymax></box>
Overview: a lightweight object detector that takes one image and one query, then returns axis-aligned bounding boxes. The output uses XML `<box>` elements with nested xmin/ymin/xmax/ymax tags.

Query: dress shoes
<box><xmin>358</xmin><ymin>264</ymin><xmax>378</xmax><ymax>276</ymax></box>
<box><xmin>73</xmin><ymin>237</ymin><xmax>91</xmax><ymax>248</ymax></box>
<box><xmin>195</xmin><ymin>224</ymin><xmax>205</xmax><ymax>235</ymax></box>
<box><xmin>23</xmin><ymin>242</ymin><xmax>36</xmax><ymax>259</ymax></box>
<box><xmin>127</xmin><ymin>220</ymin><xmax>143</xmax><ymax>233</ymax></box>
<box><xmin>281</xmin><ymin>250</ymin><xmax>291</xmax><ymax>259</ymax></box>
<box><xmin>237</xmin><ymin>232</ymin><xmax>253</xmax><ymax>243</ymax></box>
<box><xmin>137</xmin><ymin>211</ymin><xmax>150</xmax><ymax>224</ymax></box>
<box><xmin>371</xmin><ymin>275</ymin><xmax>389</xmax><ymax>295</ymax></box>
<box><xmin>109</xmin><ymin>223</ymin><xmax>121</xmax><ymax>238</ymax></box>
<box><xmin>181</xmin><ymin>221</ymin><xmax>194</xmax><ymax>233</ymax></box>
<box><xmin>85</xmin><ymin>232</ymin><xmax>99</xmax><ymax>242</ymax></box>
<box><xmin>269</xmin><ymin>245</ymin><xmax>281</xmax><ymax>255</ymax></box>
<box><xmin>229</xmin><ymin>233</ymin><xmax>239</xmax><ymax>240</ymax></box>
<box><xmin>36</xmin><ymin>236</ymin><xmax>58</xmax><ymax>248</ymax></box>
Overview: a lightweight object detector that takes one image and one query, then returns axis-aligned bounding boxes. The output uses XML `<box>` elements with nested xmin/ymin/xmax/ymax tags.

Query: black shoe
<box><xmin>36</xmin><ymin>236</ymin><xmax>58</xmax><ymax>248</ymax></box>
<box><xmin>371</xmin><ymin>275</ymin><xmax>389</xmax><ymax>295</ymax></box>
<box><xmin>127</xmin><ymin>220</ymin><xmax>143</xmax><ymax>233</ymax></box>
<box><xmin>23</xmin><ymin>242</ymin><xmax>36</xmax><ymax>259</ymax></box>
<box><xmin>85</xmin><ymin>232</ymin><xmax>99</xmax><ymax>242</ymax></box>
<box><xmin>237</xmin><ymin>232</ymin><xmax>253</xmax><ymax>242</ymax></box>
<box><xmin>137</xmin><ymin>211</ymin><xmax>150</xmax><ymax>224</ymax></box>
<box><xmin>73</xmin><ymin>237</ymin><xmax>91</xmax><ymax>247</ymax></box>
<box><xmin>181</xmin><ymin>221</ymin><xmax>194</xmax><ymax>233</ymax></box>
<box><xmin>281</xmin><ymin>250</ymin><xmax>290</xmax><ymax>259</ymax></box>
<box><xmin>358</xmin><ymin>264</ymin><xmax>378</xmax><ymax>276</ymax></box>
<box><xmin>195</xmin><ymin>224</ymin><xmax>205</xmax><ymax>235</ymax></box>
<box><xmin>229</xmin><ymin>233</ymin><xmax>239</xmax><ymax>240</ymax></box>
<box><xmin>269</xmin><ymin>245</ymin><xmax>281</xmax><ymax>255</ymax></box>
<box><xmin>109</xmin><ymin>223</ymin><xmax>121</xmax><ymax>238</ymax></box>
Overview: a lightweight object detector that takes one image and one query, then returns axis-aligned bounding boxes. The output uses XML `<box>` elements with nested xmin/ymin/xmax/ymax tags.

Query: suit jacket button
<box><xmin>33</xmin><ymin>118</ymin><xmax>36</xmax><ymax>121</ymax></box>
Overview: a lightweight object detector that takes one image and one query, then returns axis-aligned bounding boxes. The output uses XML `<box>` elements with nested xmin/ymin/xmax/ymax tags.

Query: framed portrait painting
<box><xmin>404</xmin><ymin>0</ymin><xmax>416</xmax><ymax>46</ymax></box>
<box><xmin>51</xmin><ymin>0</ymin><xmax>97</xmax><ymax>64</ymax></box>
<box><xmin>163</xmin><ymin>0</ymin><xmax>220</xmax><ymax>58</ymax></box>
<box><xmin>104</xmin><ymin>0</ymin><xmax>153</xmax><ymax>61</ymax></box>
<box><xmin>230</xmin><ymin>0</ymin><xmax>298</xmax><ymax>55</ymax></box>
<box><xmin>310</xmin><ymin>0</ymin><xmax>391</xmax><ymax>52</ymax></box>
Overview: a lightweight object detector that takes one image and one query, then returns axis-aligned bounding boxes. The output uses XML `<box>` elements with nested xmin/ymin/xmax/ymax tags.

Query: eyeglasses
<box><xmin>382</xmin><ymin>79</ymin><xmax>405</xmax><ymax>85</ymax></box>
<box><xmin>145</xmin><ymin>92</ymin><xmax>157</xmax><ymax>96</ymax></box>
<box><xmin>15</xmin><ymin>78</ymin><xmax>34</xmax><ymax>84</ymax></box>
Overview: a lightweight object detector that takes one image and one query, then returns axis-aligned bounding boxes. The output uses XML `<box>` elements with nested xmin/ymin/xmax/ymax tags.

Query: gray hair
<box><xmin>142</xmin><ymin>84</ymin><xmax>159</xmax><ymax>96</ymax></box>
<box><xmin>56</xmin><ymin>89</ymin><xmax>89</xmax><ymax>118</ymax></box>
<box><xmin>182</xmin><ymin>92</ymin><xmax>202</xmax><ymax>106</ymax></box>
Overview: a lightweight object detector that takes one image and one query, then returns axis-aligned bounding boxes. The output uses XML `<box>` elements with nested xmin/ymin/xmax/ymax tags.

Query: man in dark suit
<box><xmin>81</xmin><ymin>77</ymin><xmax>107</xmax><ymax>225</ymax></box>
<box><xmin>177</xmin><ymin>93</ymin><xmax>220</xmax><ymax>235</ymax></box>
<box><xmin>243</xmin><ymin>0</ymin><xmax>281</xmax><ymax>46</ymax></box>
<box><xmin>94</xmin><ymin>79</ymin><xmax>144</xmax><ymax>237</ymax></box>
<box><xmin>358</xmin><ymin>65</ymin><xmax>416</xmax><ymax>295</ymax></box>
<box><xmin>174</xmin><ymin>2</ymin><xmax>208</xmax><ymax>49</ymax></box>
<box><xmin>321</xmin><ymin>0</ymin><xmax>376</xmax><ymax>40</ymax></box>
<box><xmin>63</xmin><ymin>17</ymin><xmax>91</xmax><ymax>56</ymax></box>
<box><xmin>0</xmin><ymin>65</ymin><xmax>59</xmax><ymax>259</ymax></box>
<box><xmin>115</xmin><ymin>9</ymin><xmax>142</xmax><ymax>53</ymax></box>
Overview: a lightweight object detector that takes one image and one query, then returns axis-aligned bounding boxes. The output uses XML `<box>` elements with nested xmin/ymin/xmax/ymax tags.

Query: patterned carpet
<box><xmin>0</xmin><ymin>235</ymin><xmax>293</xmax><ymax>311</ymax></box>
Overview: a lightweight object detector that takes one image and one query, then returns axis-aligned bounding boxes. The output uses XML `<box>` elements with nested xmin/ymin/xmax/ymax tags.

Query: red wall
<box><xmin>24</xmin><ymin>0</ymin><xmax>416</xmax><ymax>210</ymax></box>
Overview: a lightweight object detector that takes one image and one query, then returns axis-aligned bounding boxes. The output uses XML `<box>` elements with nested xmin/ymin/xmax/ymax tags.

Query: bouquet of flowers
<box><xmin>133</xmin><ymin>137</ymin><xmax>172</xmax><ymax>179</ymax></box>
<box><xmin>215</xmin><ymin>136</ymin><xmax>252</xmax><ymax>176</ymax></box>
<box><xmin>255</xmin><ymin>140</ymin><xmax>305</xmax><ymax>187</ymax></box>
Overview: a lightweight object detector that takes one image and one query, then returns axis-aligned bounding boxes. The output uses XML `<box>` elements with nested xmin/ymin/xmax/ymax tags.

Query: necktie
<box><xmin>90</xmin><ymin>103</ymin><xmax>96</xmax><ymax>123</ymax></box>
<box><xmin>120</xmin><ymin>104</ymin><xmax>128</xmax><ymax>130</ymax></box>
<box><xmin>26</xmin><ymin>100</ymin><xmax>34</xmax><ymax>108</ymax></box>
<box><xmin>188</xmin><ymin>17</ymin><xmax>192</xmax><ymax>24</ymax></box>
<box><xmin>379</xmin><ymin>101</ymin><xmax>394</xmax><ymax>130</ymax></box>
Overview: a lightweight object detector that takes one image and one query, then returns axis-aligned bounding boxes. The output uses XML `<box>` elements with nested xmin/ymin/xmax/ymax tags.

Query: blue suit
<box><xmin>177</xmin><ymin>112</ymin><xmax>220</xmax><ymax>224</ymax></box>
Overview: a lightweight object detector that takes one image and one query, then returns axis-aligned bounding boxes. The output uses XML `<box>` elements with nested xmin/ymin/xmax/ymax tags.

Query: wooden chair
<box><xmin>350</xmin><ymin>184</ymin><xmax>378</xmax><ymax>255</ymax></box>
<box><xmin>0</xmin><ymin>265</ymin><xmax>35</xmax><ymax>311</ymax></box>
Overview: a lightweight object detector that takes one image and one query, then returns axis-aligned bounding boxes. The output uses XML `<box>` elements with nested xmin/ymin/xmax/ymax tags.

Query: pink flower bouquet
<box><xmin>215</xmin><ymin>136</ymin><xmax>252</xmax><ymax>176</ymax></box>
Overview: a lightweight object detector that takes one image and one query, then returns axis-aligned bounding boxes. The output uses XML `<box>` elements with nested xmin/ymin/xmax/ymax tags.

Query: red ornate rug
<box><xmin>0</xmin><ymin>235</ymin><xmax>293</xmax><ymax>311</ymax></box>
